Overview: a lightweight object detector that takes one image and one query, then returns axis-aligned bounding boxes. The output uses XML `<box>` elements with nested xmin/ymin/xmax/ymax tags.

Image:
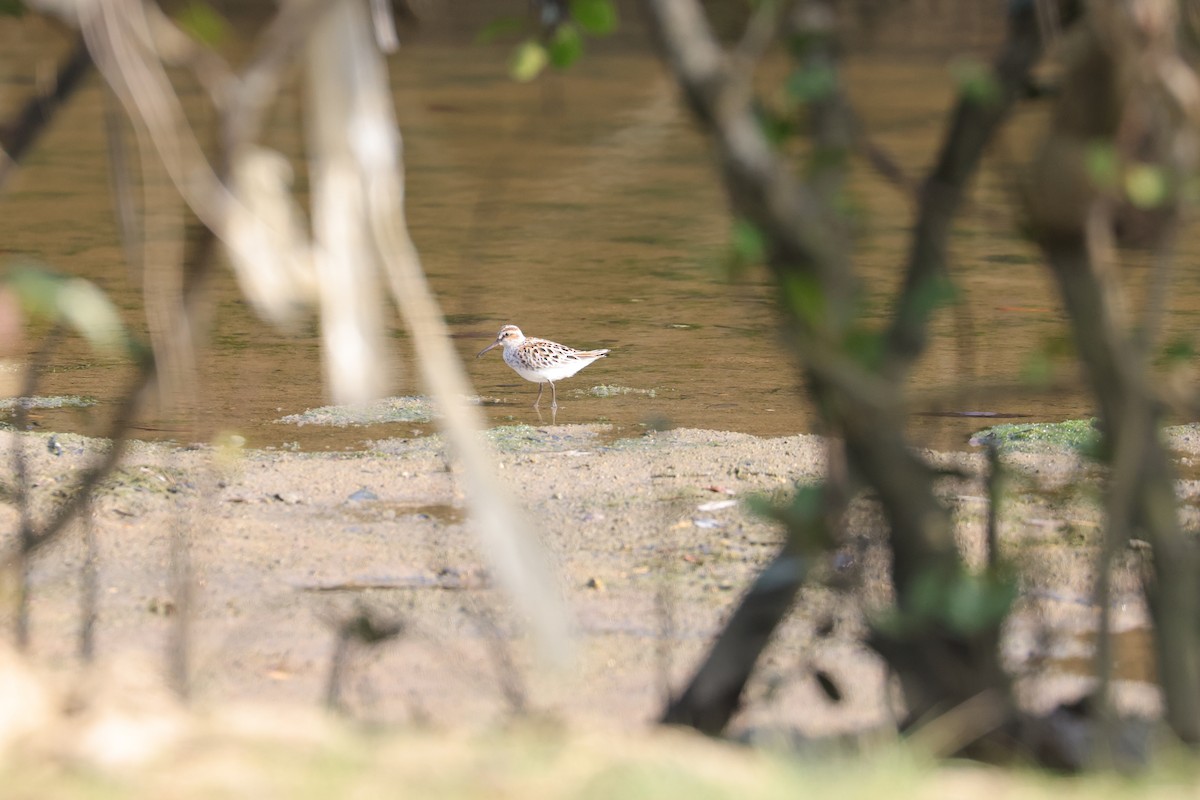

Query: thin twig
<box><xmin>78</xmin><ymin>491</ymin><xmax>98</xmax><ymax>661</ymax></box>
<box><xmin>985</xmin><ymin>440</ymin><xmax>1001</xmax><ymax>571</ymax></box>
<box><xmin>11</xmin><ymin>326</ymin><xmax>63</xmax><ymax>648</ymax></box>
<box><xmin>103</xmin><ymin>86</ymin><xmax>143</xmax><ymax>279</ymax></box>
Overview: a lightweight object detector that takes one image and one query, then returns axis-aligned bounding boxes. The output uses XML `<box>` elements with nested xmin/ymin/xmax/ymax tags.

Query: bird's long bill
<box><xmin>477</xmin><ymin>339</ymin><xmax>501</xmax><ymax>358</ymax></box>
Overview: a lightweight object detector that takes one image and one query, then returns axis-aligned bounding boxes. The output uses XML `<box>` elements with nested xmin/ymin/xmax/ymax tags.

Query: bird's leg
<box><xmin>534</xmin><ymin>383</ymin><xmax>544</xmax><ymax>409</ymax></box>
<box><xmin>550</xmin><ymin>381</ymin><xmax>558</xmax><ymax>411</ymax></box>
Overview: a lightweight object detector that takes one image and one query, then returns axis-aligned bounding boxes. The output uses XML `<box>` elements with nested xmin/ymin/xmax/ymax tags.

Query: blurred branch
<box><xmin>306</xmin><ymin>0</ymin><xmax>572</xmax><ymax>660</ymax></box>
<box><xmin>0</xmin><ymin>33</ymin><xmax>92</xmax><ymax>192</ymax></box>
<box><xmin>103</xmin><ymin>87</ymin><xmax>143</xmax><ymax>277</ymax></box>
<box><xmin>644</xmin><ymin>0</ymin><xmax>850</xmax><ymax>314</ymax></box>
<box><xmin>662</xmin><ymin>541</ymin><xmax>813</xmax><ymax>733</ymax></box>
<box><xmin>1024</xmin><ymin>0</ymin><xmax>1200</xmax><ymax>745</ymax></box>
<box><xmin>324</xmin><ymin>603</ymin><xmax>405</xmax><ymax>713</ymax></box>
<box><xmin>883</xmin><ymin>1</ymin><xmax>1049</xmax><ymax>382</ymax></box>
<box><xmin>13</xmin><ymin>0</ymin><xmax>572</xmax><ymax>663</ymax></box>
<box><xmin>10</xmin><ymin>326</ymin><xmax>62</xmax><ymax>648</ymax></box>
<box><xmin>645</xmin><ymin>0</ymin><xmax>1039</xmax><ymax>742</ymax></box>
<box><xmin>219</xmin><ymin>0</ymin><xmax>340</xmax><ymax>155</ymax></box>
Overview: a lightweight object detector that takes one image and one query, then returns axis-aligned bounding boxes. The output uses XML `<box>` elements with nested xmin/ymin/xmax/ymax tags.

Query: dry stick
<box><xmin>324</xmin><ymin>628</ymin><xmax>352</xmax><ymax>713</ymax></box>
<box><xmin>985</xmin><ymin>440</ymin><xmax>1001</xmax><ymax>571</ymax></box>
<box><xmin>78</xmin><ymin>491</ymin><xmax>98</xmax><ymax>661</ymax></box>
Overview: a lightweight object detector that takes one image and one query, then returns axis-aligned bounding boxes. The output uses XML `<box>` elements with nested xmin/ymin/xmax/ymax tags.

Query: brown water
<box><xmin>2</xmin><ymin>8</ymin><xmax>1193</xmax><ymax>452</ymax></box>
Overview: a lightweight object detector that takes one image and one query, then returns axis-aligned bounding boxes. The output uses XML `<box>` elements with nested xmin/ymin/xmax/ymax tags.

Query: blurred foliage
<box><xmin>1085</xmin><ymin>142</ymin><xmax>1119</xmax><ymax>189</ymax></box>
<box><xmin>786</xmin><ymin>64</ymin><xmax>838</xmax><ymax>105</ymax></box>
<box><xmin>843</xmin><ymin>325</ymin><xmax>885</xmax><ymax>370</ymax></box>
<box><xmin>0</xmin><ymin>0</ymin><xmax>23</xmax><ymax>17</ymax></box>
<box><xmin>571</xmin><ymin>0</ymin><xmax>617</xmax><ymax>35</ymax></box>
<box><xmin>756</xmin><ymin>104</ymin><xmax>796</xmax><ymax>147</ymax></box>
<box><xmin>510</xmin><ymin>39</ymin><xmax>550</xmax><ymax>82</ymax></box>
<box><xmin>950</xmin><ymin>57</ymin><xmax>1001</xmax><ymax>106</ymax></box>
<box><xmin>477</xmin><ymin>15</ymin><xmax>526</xmax><ymax>43</ymax></box>
<box><xmin>875</xmin><ymin>566</ymin><xmax>1017</xmax><ymax>637</ymax></box>
<box><xmin>546</xmin><ymin>22</ymin><xmax>584</xmax><ymax>68</ymax></box>
<box><xmin>747</xmin><ymin>483</ymin><xmax>836</xmax><ymax>555</ymax></box>
<box><xmin>2</xmin><ymin>263</ymin><xmax>139</xmax><ymax>358</ymax></box>
<box><xmin>727</xmin><ymin>218</ymin><xmax>767</xmax><ymax>276</ymax></box>
<box><xmin>486</xmin><ymin>0</ymin><xmax>617</xmax><ymax>82</ymax></box>
<box><xmin>1124</xmin><ymin>164</ymin><xmax>1169</xmax><ymax>209</ymax></box>
<box><xmin>174</xmin><ymin>1</ymin><xmax>229</xmax><ymax>47</ymax></box>
<box><xmin>781</xmin><ymin>273</ymin><xmax>829</xmax><ymax>330</ymax></box>
<box><xmin>1020</xmin><ymin>334</ymin><xmax>1073</xmax><ymax>387</ymax></box>
<box><xmin>1160</xmin><ymin>334</ymin><xmax>1196</xmax><ymax>365</ymax></box>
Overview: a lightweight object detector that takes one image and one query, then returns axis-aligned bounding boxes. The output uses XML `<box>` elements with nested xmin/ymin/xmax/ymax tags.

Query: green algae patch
<box><xmin>970</xmin><ymin>418</ymin><xmax>1100</xmax><ymax>454</ymax></box>
<box><xmin>0</xmin><ymin>395</ymin><xmax>97</xmax><ymax>410</ymax></box>
<box><xmin>276</xmin><ymin>397</ymin><xmax>495</xmax><ymax>427</ymax></box>
<box><xmin>484</xmin><ymin>424</ymin><xmax>603</xmax><ymax>453</ymax></box>
<box><xmin>583</xmin><ymin>385</ymin><xmax>656</xmax><ymax>398</ymax></box>
<box><xmin>367</xmin><ymin>424</ymin><xmax>608</xmax><ymax>457</ymax></box>
<box><xmin>99</xmin><ymin>465</ymin><xmax>193</xmax><ymax>499</ymax></box>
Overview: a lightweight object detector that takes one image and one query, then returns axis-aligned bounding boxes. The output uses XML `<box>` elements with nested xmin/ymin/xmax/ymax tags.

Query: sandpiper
<box><xmin>477</xmin><ymin>324</ymin><xmax>610</xmax><ymax>410</ymax></box>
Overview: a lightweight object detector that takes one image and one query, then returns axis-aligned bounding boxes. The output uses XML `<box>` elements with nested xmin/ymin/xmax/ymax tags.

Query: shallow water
<box><xmin>1</xmin><ymin>7</ymin><xmax>1196</xmax><ymax>452</ymax></box>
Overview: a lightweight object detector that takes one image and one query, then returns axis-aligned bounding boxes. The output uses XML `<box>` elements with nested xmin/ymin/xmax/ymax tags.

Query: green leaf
<box><xmin>0</xmin><ymin>0</ymin><xmax>25</xmax><ymax>18</ymax></box>
<box><xmin>944</xmin><ymin>573</ymin><xmax>1016</xmax><ymax>635</ymax></box>
<box><xmin>756</xmin><ymin>105</ymin><xmax>794</xmax><ymax>147</ymax></box>
<box><xmin>547</xmin><ymin>22</ymin><xmax>584</xmax><ymax>69</ymax></box>
<box><xmin>510</xmin><ymin>39</ymin><xmax>549</xmax><ymax>82</ymax></box>
<box><xmin>477</xmin><ymin>15</ymin><xmax>526</xmax><ymax>43</ymax></box>
<box><xmin>1125</xmin><ymin>163</ymin><xmax>1169</xmax><ymax>209</ymax></box>
<box><xmin>730</xmin><ymin>218</ymin><xmax>766</xmax><ymax>265</ymax></box>
<box><xmin>570</xmin><ymin>0</ymin><xmax>618</xmax><ymax>36</ymax></box>
<box><xmin>1019</xmin><ymin>348</ymin><xmax>1053</xmax><ymax>387</ymax></box>
<box><xmin>1161</xmin><ymin>335</ymin><xmax>1195</xmax><ymax>364</ymax></box>
<box><xmin>1085</xmin><ymin>141</ymin><xmax>1118</xmax><ymax>188</ymax></box>
<box><xmin>4</xmin><ymin>266</ymin><xmax>133</xmax><ymax>357</ymax></box>
<box><xmin>748</xmin><ymin>486</ymin><xmax>834</xmax><ymax>554</ymax></box>
<box><xmin>950</xmin><ymin>58</ymin><xmax>1000</xmax><ymax>106</ymax></box>
<box><xmin>785</xmin><ymin>65</ymin><xmax>838</xmax><ymax>104</ymax></box>
<box><xmin>781</xmin><ymin>272</ymin><xmax>826</xmax><ymax>328</ymax></box>
<box><xmin>175</xmin><ymin>1</ymin><xmax>228</xmax><ymax>48</ymax></box>
<box><xmin>844</xmin><ymin>327</ymin><xmax>884</xmax><ymax>370</ymax></box>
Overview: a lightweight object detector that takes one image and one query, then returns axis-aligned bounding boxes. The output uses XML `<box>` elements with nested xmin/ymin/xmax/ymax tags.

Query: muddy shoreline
<box><xmin>2</xmin><ymin>420</ymin><xmax>1192</xmax><ymax>741</ymax></box>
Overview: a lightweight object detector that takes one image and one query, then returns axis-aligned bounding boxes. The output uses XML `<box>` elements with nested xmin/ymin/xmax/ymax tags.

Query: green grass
<box><xmin>4</xmin><ymin>720</ymin><xmax>1199</xmax><ymax>799</ymax></box>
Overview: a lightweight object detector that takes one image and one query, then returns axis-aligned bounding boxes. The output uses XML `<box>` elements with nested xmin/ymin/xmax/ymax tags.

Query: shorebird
<box><xmin>477</xmin><ymin>324</ymin><xmax>610</xmax><ymax>410</ymax></box>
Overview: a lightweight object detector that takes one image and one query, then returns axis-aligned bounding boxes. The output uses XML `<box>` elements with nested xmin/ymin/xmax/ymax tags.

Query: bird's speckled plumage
<box><xmin>477</xmin><ymin>324</ymin><xmax>610</xmax><ymax>409</ymax></box>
